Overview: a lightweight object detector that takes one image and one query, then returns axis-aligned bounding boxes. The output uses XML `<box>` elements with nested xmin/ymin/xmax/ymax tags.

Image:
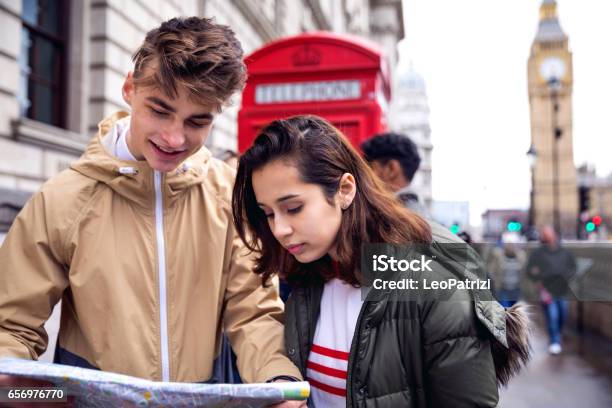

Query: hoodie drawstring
<box><xmin>118</xmin><ymin>166</ymin><xmax>139</xmax><ymax>175</ymax></box>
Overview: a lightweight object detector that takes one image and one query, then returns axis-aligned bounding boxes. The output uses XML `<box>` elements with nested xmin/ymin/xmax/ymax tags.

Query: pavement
<box><xmin>499</xmin><ymin>305</ymin><xmax>612</xmax><ymax>408</ymax></box>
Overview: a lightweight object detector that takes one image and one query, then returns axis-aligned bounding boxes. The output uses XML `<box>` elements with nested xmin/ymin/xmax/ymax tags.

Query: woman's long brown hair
<box><xmin>232</xmin><ymin>115</ymin><xmax>432</xmax><ymax>287</ymax></box>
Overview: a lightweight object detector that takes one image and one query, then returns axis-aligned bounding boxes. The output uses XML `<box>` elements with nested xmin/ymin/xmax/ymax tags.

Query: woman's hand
<box><xmin>269</xmin><ymin>401</ymin><xmax>307</xmax><ymax>408</ymax></box>
<box><xmin>267</xmin><ymin>379</ymin><xmax>307</xmax><ymax>408</ymax></box>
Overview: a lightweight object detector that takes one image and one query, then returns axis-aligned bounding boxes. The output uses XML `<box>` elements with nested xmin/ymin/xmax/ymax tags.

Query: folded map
<box><xmin>0</xmin><ymin>358</ymin><xmax>309</xmax><ymax>407</ymax></box>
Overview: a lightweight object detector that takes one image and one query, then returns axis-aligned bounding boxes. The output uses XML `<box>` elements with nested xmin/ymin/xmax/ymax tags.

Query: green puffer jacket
<box><xmin>284</xmin><ymin>223</ymin><xmax>530</xmax><ymax>407</ymax></box>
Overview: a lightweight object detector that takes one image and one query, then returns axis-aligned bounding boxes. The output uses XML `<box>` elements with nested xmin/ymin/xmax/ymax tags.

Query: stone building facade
<box><xmin>389</xmin><ymin>63</ymin><xmax>433</xmax><ymax>212</ymax></box>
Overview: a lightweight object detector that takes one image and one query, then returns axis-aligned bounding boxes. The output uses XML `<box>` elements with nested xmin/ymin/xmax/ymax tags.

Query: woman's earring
<box><xmin>341</xmin><ymin>202</ymin><xmax>349</xmax><ymax>210</ymax></box>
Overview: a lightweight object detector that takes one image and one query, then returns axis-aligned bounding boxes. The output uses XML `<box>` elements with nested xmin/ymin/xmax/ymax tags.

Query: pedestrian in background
<box><xmin>527</xmin><ymin>225</ymin><xmax>576</xmax><ymax>355</ymax></box>
<box><xmin>489</xmin><ymin>232</ymin><xmax>527</xmax><ymax>308</ymax></box>
<box><xmin>457</xmin><ymin>230</ymin><xmax>473</xmax><ymax>245</ymax></box>
<box><xmin>361</xmin><ymin>132</ymin><xmax>428</xmax><ymax>217</ymax></box>
<box><xmin>232</xmin><ymin>115</ymin><xmax>530</xmax><ymax>407</ymax></box>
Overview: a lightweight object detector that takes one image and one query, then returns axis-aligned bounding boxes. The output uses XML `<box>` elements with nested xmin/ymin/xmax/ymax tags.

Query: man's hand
<box><xmin>0</xmin><ymin>375</ymin><xmax>75</xmax><ymax>407</ymax></box>
<box><xmin>0</xmin><ymin>374</ymin><xmax>53</xmax><ymax>388</ymax></box>
<box><xmin>539</xmin><ymin>287</ymin><xmax>553</xmax><ymax>305</ymax></box>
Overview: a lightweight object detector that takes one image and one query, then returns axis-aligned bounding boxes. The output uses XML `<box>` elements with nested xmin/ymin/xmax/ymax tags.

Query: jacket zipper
<box><xmin>346</xmin><ymin>295</ymin><xmax>373</xmax><ymax>406</ymax></box>
<box><xmin>154</xmin><ymin>170</ymin><xmax>170</xmax><ymax>381</ymax></box>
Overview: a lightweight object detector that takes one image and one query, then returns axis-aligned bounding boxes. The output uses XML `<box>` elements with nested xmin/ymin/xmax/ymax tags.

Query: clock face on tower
<box><xmin>540</xmin><ymin>57</ymin><xmax>566</xmax><ymax>81</ymax></box>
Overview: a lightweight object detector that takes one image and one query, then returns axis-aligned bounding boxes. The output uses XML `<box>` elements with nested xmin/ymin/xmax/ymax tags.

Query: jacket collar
<box><xmin>71</xmin><ymin>111</ymin><xmax>212</xmax><ymax>209</ymax></box>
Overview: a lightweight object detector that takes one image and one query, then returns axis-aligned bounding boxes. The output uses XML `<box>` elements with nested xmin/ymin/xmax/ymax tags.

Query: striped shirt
<box><xmin>307</xmin><ymin>278</ymin><xmax>363</xmax><ymax>407</ymax></box>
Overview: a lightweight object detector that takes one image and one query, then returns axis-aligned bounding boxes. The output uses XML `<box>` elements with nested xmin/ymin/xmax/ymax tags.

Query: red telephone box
<box><xmin>238</xmin><ymin>32</ymin><xmax>390</xmax><ymax>152</ymax></box>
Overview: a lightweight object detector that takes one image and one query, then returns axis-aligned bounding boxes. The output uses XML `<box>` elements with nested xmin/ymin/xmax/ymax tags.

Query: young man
<box><xmin>360</xmin><ymin>132</ymin><xmax>428</xmax><ymax>216</ymax></box>
<box><xmin>0</xmin><ymin>17</ymin><xmax>303</xmax><ymax>400</ymax></box>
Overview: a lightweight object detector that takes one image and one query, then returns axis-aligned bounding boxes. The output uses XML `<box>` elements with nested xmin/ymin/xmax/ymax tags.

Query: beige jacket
<box><xmin>0</xmin><ymin>111</ymin><xmax>301</xmax><ymax>383</ymax></box>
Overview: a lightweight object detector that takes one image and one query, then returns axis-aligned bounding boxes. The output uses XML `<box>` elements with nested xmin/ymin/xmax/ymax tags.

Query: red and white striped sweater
<box><xmin>306</xmin><ymin>278</ymin><xmax>363</xmax><ymax>407</ymax></box>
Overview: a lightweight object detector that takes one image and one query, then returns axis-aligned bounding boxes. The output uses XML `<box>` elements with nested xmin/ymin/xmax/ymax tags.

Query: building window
<box><xmin>18</xmin><ymin>0</ymin><xmax>68</xmax><ymax>128</ymax></box>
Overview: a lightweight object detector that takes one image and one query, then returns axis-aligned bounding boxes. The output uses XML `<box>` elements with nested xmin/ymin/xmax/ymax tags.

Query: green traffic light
<box><xmin>586</xmin><ymin>222</ymin><xmax>596</xmax><ymax>232</ymax></box>
<box><xmin>450</xmin><ymin>224</ymin><xmax>460</xmax><ymax>234</ymax></box>
<box><xmin>507</xmin><ymin>222</ymin><xmax>522</xmax><ymax>232</ymax></box>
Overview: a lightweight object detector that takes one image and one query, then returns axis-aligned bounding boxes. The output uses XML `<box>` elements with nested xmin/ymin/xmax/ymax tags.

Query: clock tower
<box><xmin>527</xmin><ymin>0</ymin><xmax>577</xmax><ymax>237</ymax></box>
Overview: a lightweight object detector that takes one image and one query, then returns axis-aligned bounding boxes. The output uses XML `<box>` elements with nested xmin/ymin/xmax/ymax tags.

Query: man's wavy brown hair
<box><xmin>232</xmin><ymin>115</ymin><xmax>432</xmax><ymax>288</ymax></box>
<box><xmin>132</xmin><ymin>17</ymin><xmax>246</xmax><ymax>109</ymax></box>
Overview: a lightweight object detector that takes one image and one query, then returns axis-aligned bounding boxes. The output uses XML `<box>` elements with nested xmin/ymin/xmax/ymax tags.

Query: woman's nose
<box><xmin>272</xmin><ymin>216</ymin><xmax>293</xmax><ymax>238</ymax></box>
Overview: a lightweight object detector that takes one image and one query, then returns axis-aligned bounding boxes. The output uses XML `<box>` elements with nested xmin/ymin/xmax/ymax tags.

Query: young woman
<box><xmin>232</xmin><ymin>116</ymin><xmax>530</xmax><ymax>407</ymax></box>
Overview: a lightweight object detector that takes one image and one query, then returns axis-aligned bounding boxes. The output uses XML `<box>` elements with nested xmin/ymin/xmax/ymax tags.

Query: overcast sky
<box><xmin>399</xmin><ymin>0</ymin><xmax>612</xmax><ymax>226</ymax></box>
